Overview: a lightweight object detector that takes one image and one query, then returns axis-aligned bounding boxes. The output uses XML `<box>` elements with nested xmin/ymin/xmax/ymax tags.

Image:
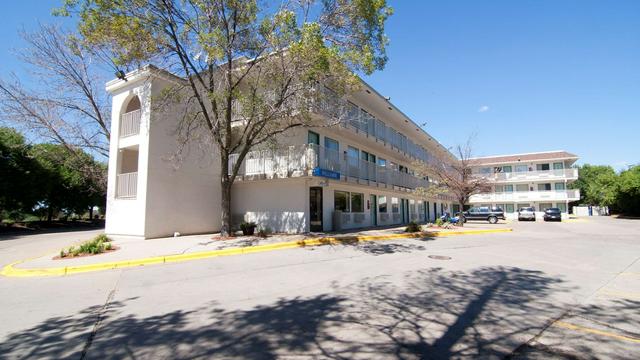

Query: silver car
<box><xmin>518</xmin><ymin>207</ymin><xmax>536</xmax><ymax>221</ymax></box>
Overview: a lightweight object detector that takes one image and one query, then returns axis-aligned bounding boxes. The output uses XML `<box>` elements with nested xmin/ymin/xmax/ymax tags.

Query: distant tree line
<box><xmin>571</xmin><ymin>164</ymin><xmax>640</xmax><ymax>215</ymax></box>
<box><xmin>0</xmin><ymin>127</ymin><xmax>106</xmax><ymax>223</ymax></box>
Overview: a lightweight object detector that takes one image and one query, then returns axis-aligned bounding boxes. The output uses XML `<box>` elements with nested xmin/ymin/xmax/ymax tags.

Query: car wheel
<box><xmin>488</xmin><ymin>216</ymin><xmax>498</xmax><ymax>224</ymax></box>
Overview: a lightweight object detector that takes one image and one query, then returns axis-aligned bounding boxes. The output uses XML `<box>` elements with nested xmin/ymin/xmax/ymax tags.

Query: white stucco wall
<box><xmin>231</xmin><ymin>179</ymin><xmax>308</xmax><ymax>233</ymax></box>
<box><xmin>105</xmin><ymin>80</ymin><xmax>151</xmax><ymax>237</ymax></box>
<box><xmin>142</xmin><ymin>77</ymin><xmax>222</xmax><ymax>238</ymax></box>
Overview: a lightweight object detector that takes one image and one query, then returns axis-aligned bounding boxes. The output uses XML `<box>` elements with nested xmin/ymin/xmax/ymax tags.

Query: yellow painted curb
<box><xmin>554</xmin><ymin>321</ymin><xmax>640</xmax><ymax>344</ymax></box>
<box><xmin>1</xmin><ymin>228</ymin><xmax>512</xmax><ymax>278</ymax></box>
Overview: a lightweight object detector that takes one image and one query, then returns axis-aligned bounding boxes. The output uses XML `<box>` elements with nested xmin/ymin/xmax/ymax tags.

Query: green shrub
<box><xmin>60</xmin><ymin>234</ymin><xmax>112</xmax><ymax>258</ymax></box>
<box><xmin>435</xmin><ymin>218</ymin><xmax>444</xmax><ymax>227</ymax></box>
<box><xmin>405</xmin><ymin>221</ymin><xmax>421</xmax><ymax>233</ymax></box>
<box><xmin>240</xmin><ymin>221</ymin><xmax>257</xmax><ymax>235</ymax></box>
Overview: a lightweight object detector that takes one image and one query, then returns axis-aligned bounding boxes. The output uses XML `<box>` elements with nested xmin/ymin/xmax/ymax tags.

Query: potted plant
<box><xmin>240</xmin><ymin>221</ymin><xmax>257</xmax><ymax>236</ymax></box>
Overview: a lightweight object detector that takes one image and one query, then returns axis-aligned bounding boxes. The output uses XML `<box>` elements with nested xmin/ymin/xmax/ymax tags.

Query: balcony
<box><xmin>478</xmin><ymin>168</ymin><xmax>578</xmax><ymax>182</ymax></box>
<box><xmin>119</xmin><ymin>109</ymin><xmax>141</xmax><ymax>137</ymax></box>
<box><xmin>469</xmin><ymin>189</ymin><xmax>580</xmax><ymax>203</ymax></box>
<box><xmin>228</xmin><ymin>144</ymin><xmax>430</xmax><ymax>191</ymax></box>
<box><xmin>116</xmin><ymin>172</ymin><xmax>138</xmax><ymax>199</ymax></box>
<box><xmin>313</xmin><ymin>87</ymin><xmax>432</xmax><ymax>164</ymax></box>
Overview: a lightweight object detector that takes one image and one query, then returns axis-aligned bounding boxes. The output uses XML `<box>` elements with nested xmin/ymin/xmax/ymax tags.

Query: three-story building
<box><xmin>104</xmin><ymin>65</ymin><xmax>456</xmax><ymax>238</ymax></box>
<box><xmin>468</xmin><ymin>151</ymin><xmax>580</xmax><ymax>218</ymax></box>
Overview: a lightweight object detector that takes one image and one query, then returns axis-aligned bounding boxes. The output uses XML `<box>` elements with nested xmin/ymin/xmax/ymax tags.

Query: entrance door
<box><xmin>401</xmin><ymin>199</ymin><xmax>409</xmax><ymax>224</ymax></box>
<box><xmin>426</xmin><ymin>201</ymin><xmax>430</xmax><ymax>222</ymax></box>
<box><xmin>423</xmin><ymin>202</ymin><xmax>428</xmax><ymax>222</ymax></box>
<box><xmin>433</xmin><ymin>202</ymin><xmax>438</xmax><ymax>219</ymax></box>
<box><xmin>370</xmin><ymin>194</ymin><xmax>377</xmax><ymax>227</ymax></box>
<box><xmin>309</xmin><ymin>187</ymin><xmax>323</xmax><ymax>232</ymax></box>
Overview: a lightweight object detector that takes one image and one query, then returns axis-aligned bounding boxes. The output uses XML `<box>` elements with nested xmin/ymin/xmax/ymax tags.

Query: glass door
<box><xmin>370</xmin><ymin>194</ymin><xmax>377</xmax><ymax>227</ymax></box>
<box><xmin>309</xmin><ymin>187</ymin><xmax>323</xmax><ymax>232</ymax></box>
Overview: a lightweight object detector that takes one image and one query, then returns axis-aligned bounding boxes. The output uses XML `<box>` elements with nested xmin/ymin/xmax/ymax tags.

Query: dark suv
<box><xmin>461</xmin><ymin>206</ymin><xmax>505</xmax><ymax>224</ymax></box>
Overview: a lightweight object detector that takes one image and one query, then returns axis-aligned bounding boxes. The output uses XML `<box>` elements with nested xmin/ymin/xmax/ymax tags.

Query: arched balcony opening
<box><xmin>120</xmin><ymin>95</ymin><xmax>142</xmax><ymax>137</ymax></box>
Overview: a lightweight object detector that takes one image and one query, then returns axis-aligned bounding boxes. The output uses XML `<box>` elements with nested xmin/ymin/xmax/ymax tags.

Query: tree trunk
<box><xmin>458</xmin><ymin>201</ymin><xmax>465</xmax><ymax>227</ymax></box>
<box><xmin>89</xmin><ymin>206</ymin><xmax>94</xmax><ymax>221</ymax></box>
<box><xmin>47</xmin><ymin>206</ymin><xmax>53</xmax><ymax>222</ymax></box>
<box><xmin>220</xmin><ymin>180</ymin><xmax>232</xmax><ymax>236</ymax></box>
<box><xmin>220</xmin><ymin>152</ymin><xmax>233</xmax><ymax>236</ymax></box>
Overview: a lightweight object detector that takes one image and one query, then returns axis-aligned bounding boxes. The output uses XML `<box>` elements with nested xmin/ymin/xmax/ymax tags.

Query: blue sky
<box><xmin>1</xmin><ymin>1</ymin><xmax>639</xmax><ymax>169</ymax></box>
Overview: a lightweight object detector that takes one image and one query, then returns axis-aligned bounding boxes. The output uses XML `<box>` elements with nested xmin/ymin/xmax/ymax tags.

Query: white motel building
<box><xmin>104</xmin><ymin>65</ymin><xmax>458</xmax><ymax>239</ymax></box>
<box><xmin>468</xmin><ymin>151</ymin><xmax>580</xmax><ymax>218</ymax></box>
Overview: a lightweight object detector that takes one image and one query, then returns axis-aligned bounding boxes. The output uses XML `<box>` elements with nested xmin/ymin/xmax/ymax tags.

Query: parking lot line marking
<box><xmin>598</xmin><ymin>289</ymin><xmax>640</xmax><ymax>300</ymax></box>
<box><xmin>619</xmin><ymin>272</ymin><xmax>640</xmax><ymax>277</ymax></box>
<box><xmin>554</xmin><ymin>321</ymin><xmax>640</xmax><ymax>344</ymax></box>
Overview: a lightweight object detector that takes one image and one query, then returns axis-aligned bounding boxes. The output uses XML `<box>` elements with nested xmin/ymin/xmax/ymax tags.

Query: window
<box><xmin>495</xmin><ymin>185</ymin><xmax>504</xmax><ymax>193</ymax></box>
<box><xmin>516</xmin><ymin>184</ymin><xmax>529</xmax><ymax>192</ymax></box>
<box><xmin>515</xmin><ymin>165</ymin><xmax>528</xmax><ymax>172</ymax></box>
<box><xmin>555</xmin><ymin>182</ymin><xmax>566</xmax><ymax>190</ymax></box>
<box><xmin>503</xmin><ymin>165</ymin><xmax>513</xmax><ymax>173</ymax></box>
<box><xmin>504</xmin><ymin>185</ymin><xmax>514</xmax><ymax>193</ymax></box>
<box><xmin>539</xmin><ymin>203</ymin><xmax>553</xmax><ymax>211</ymax></box>
<box><xmin>556</xmin><ymin>203</ymin><xmax>567</xmax><ymax>212</ymax></box>
<box><xmin>495</xmin><ymin>204</ymin><xmax>505</xmax><ymax>211</ymax></box>
<box><xmin>379</xmin><ymin>196</ymin><xmax>387</xmax><ymax>213</ymax></box>
<box><xmin>347</xmin><ymin>146</ymin><xmax>359</xmax><ymax>159</ymax></box>
<box><xmin>378</xmin><ymin>158</ymin><xmax>386</xmax><ymax>167</ymax></box>
<box><xmin>537</xmin><ymin>183</ymin><xmax>552</xmax><ymax>191</ymax></box>
<box><xmin>553</xmin><ymin>162</ymin><xmax>564</xmax><ymax>170</ymax></box>
<box><xmin>505</xmin><ymin>204</ymin><xmax>515</xmax><ymax>213</ymax></box>
<box><xmin>351</xmin><ymin>193</ymin><xmax>364</xmax><ymax>212</ymax></box>
<box><xmin>536</xmin><ymin>163</ymin><xmax>550</xmax><ymax>171</ymax></box>
<box><xmin>517</xmin><ymin>203</ymin><xmax>531</xmax><ymax>209</ymax></box>
<box><xmin>324</xmin><ymin>136</ymin><xmax>338</xmax><ymax>151</ymax></box>
<box><xmin>479</xmin><ymin>167</ymin><xmax>492</xmax><ymax>174</ymax></box>
<box><xmin>334</xmin><ymin>191</ymin><xmax>350</xmax><ymax>212</ymax></box>
<box><xmin>391</xmin><ymin>197</ymin><xmax>399</xmax><ymax>213</ymax></box>
<box><xmin>308</xmin><ymin>131</ymin><xmax>320</xmax><ymax>145</ymax></box>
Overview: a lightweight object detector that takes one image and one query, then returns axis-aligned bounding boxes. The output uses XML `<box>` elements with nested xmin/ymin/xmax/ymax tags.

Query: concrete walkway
<box><xmin>4</xmin><ymin>222</ymin><xmax>511</xmax><ymax>276</ymax></box>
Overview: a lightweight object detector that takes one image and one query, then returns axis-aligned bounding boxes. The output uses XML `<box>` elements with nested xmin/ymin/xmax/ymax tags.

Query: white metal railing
<box><xmin>228</xmin><ymin>144</ymin><xmax>430</xmax><ymax>190</ymax></box>
<box><xmin>313</xmin><ymin>86</ymin><xmax>432</xmax><ymax>164</ymax></box>
<box><xmin>119</xmin><ymin>109</ymin><xmax>141</xmax><ymax>137</ymax></box>
<box><xmin>116</xmin><ymin>172</ymin><xmax>138</xmax><ymax>198</ymax></box>
<box><xmin>477</xmin><ymin>168</ymin><xmax>578</xmax><ymax>181</ymax></box>
<box><xmin>470</xmin><ymin>189</ymin><xmax>581</xmax><ymax>202</ymax></box>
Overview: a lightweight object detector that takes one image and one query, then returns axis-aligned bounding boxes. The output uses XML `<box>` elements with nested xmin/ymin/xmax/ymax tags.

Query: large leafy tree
<box><xmin>571</xmin><ymin>164</ymin><xmax>619</xmax><ymax>206</ymax></box>
<box><xmin>616</xmin><ymin>165</ymin><xmax>640</xmax><ymax>215</ymax></box>
<box><xmin>0</xmin><ymin>127</ymin><xmax>41</xmax><ymax>220</ymax></box>
<box><xmin>30</xmin><ymin>143</ymin><xmax>106</xmax><ymax>221</ymax></box>
<box><xmin>60</xmin><ymin>0</ymin><xmax>393</xmax><ymax>234</ymax></box>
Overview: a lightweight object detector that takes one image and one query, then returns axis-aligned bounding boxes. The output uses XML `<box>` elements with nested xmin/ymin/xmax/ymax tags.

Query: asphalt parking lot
<box><xmin>0</xmin><ymin>216</ymin><xmax>638</xmax><ymax>359</ymax></box>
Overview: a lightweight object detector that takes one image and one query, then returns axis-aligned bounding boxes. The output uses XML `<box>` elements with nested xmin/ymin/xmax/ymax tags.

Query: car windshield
<box><xmin>519</xmin><ymin>207</ymin><xmax>535</xmax><ymax>212</ymax></box>
<box><xmin>546</xmin><ymin>208</ymin><xmax>561</xmax><ymax>213</ymax></box>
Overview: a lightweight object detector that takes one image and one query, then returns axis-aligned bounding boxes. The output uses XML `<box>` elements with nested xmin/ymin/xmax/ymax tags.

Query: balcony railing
<box><xmin>477</xmin><ymin>168</ymin><xmax>578</xmax><ymax>182</ymax></box>
<box><xmin>228</xmin><ymin>144</ymin><xmax>430</xmax><ymax>190</ymax></box>
<box><xmin>470</xmin><ymin>189</ymin><xmax>580</xmax><ymax>203</ymax></box>
<box><xmin>116</xmin><ymin>172</ymin><xmax>138</xmax><ymax>198</ymax></box>
<box><xmin>313</xmin><ymin>87</ymin><xmax>432</xmax><ymax>164</ymax></box>
<box><xmin>119</xmin><ymin>109</ymin><xmax>141</xmax><ymax>137</ymax></box>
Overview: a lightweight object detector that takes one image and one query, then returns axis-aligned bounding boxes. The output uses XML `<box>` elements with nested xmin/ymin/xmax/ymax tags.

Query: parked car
<box><xmin>461</xmin><ymin>206</ymin><xmax>505</xmax><ymax>224</ymax></box>
<box><xmin>543</xmin><ymin>208</ymin><xmax>562</xmax><ymax>222</ymax></box>
<box><xmin>518</xmin><ymin>207</ymin><xmax>536</xmax><ymax>221</ymax></box>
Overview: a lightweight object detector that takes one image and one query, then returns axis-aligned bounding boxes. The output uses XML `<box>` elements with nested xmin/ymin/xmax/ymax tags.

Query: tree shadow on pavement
<box><xmin>0</xmin><ymin>266</ymin><xmax>574</xmax><ymax>359</ymax></box>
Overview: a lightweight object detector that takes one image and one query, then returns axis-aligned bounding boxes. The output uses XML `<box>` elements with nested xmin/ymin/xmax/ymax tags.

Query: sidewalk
<box><xmin>3</xmin><ymin>222</ymin><xmax>512</xmax><ymax>277</ymax></box>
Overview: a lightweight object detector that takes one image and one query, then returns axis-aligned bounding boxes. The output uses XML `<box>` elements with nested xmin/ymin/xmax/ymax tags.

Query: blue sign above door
<box><xmin>312</xmin><ymin>167</ymin><xmax>340</xmax><ymax>180</ymax></box>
